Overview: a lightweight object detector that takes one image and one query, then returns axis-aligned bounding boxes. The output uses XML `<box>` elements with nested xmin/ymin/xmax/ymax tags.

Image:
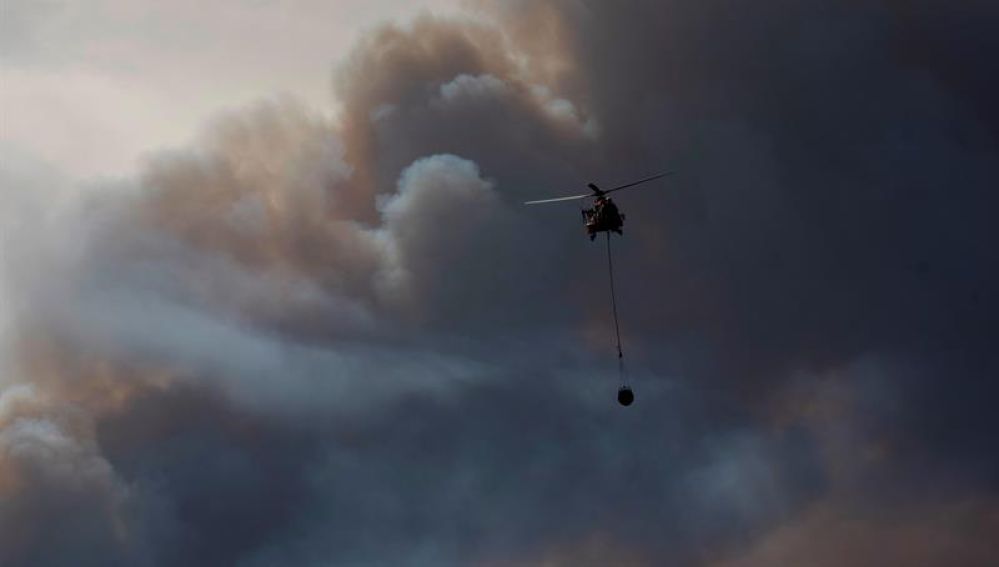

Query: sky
<box><xmin>1</xmin><ymin>0</ymin><xmax>457</xmax><ymax>178</ymax></box>
<box><xmin>2</xmin><ymin>1</ymin><xmax>998</xmax><ymax>566</ymax></box>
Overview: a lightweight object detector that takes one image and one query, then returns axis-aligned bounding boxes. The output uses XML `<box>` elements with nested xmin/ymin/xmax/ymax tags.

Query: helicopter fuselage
<box><xmin>582</xmin><ymin>198</ymin><xmax>625</xmax><ymax>240</ymax></box>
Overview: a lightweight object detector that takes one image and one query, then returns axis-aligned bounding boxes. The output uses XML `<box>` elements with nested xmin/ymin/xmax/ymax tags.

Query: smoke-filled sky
<box><xmin>2</xmin><ymin>1</ymin><xmax>998</xmax><ymax>566</ymax></box>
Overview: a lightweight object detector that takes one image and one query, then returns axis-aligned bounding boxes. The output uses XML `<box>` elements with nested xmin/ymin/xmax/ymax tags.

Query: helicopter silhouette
<box><xmin>524</xmin><ymin>172</ymin><xmax>672</xmax><ymax>240</ymax></box>
<box><xmin>524</xmin><ymin>172</ymin><xmax>672</xmax><ymax>406</ymax></box>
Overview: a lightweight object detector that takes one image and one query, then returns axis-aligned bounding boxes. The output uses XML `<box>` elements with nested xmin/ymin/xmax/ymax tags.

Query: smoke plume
<box><xmin>1</xmin><ymin>1</ymin><xmax>997</xmax><ymax>565</ymax></box>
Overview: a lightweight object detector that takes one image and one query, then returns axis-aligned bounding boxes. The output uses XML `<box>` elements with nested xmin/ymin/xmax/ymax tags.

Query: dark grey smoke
<box><xmin>2</xmin><ymin>1</ymin><xmax>997</xmax><ymax>565</ymax></box>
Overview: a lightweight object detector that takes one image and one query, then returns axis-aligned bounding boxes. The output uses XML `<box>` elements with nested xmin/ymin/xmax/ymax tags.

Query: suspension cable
<box><xmin>605</xmin><ymin>232</ymin><xmax>627</xmax><ymax>386</ymax></box>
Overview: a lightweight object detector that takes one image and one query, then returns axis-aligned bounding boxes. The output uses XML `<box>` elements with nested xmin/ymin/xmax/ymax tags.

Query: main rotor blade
<box><xmin>524</xmin><ymin>193</ymin><xmax>592</xmax><ymax>205</ymax></box>
<box><xmin>603</xmin><ymin>171</ymin><xmax>675</xmax><ymax>195</ymax></box>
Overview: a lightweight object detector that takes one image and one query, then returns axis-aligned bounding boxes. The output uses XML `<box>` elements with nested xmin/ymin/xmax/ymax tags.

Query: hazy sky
<box><xmin>1</xmin><ymin>0</ymin><xmax>459</xmax><ymax>178</ymax></box>
<box><xmin>1</xmin><ymin>2</ymin><xmax>997</xmax><ymax>566</ymax></box>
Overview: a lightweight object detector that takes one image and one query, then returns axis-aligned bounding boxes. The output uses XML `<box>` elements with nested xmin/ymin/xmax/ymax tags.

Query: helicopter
<box><xmin>524</xmin><ymin>171</ymin><xmax>672</xmax><ymax>407</ymax></box>
<box><xmin>524</xmin><ymin>172</ymin><xmax>672</xmax><ymax>240</ymax></box>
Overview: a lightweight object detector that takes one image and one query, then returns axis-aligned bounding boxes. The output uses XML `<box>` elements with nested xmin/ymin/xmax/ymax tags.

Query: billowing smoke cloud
<box><xmin>2</xmin><ymin>1</ymin><xmax>998</xmax><ymax>565</ymax></box>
